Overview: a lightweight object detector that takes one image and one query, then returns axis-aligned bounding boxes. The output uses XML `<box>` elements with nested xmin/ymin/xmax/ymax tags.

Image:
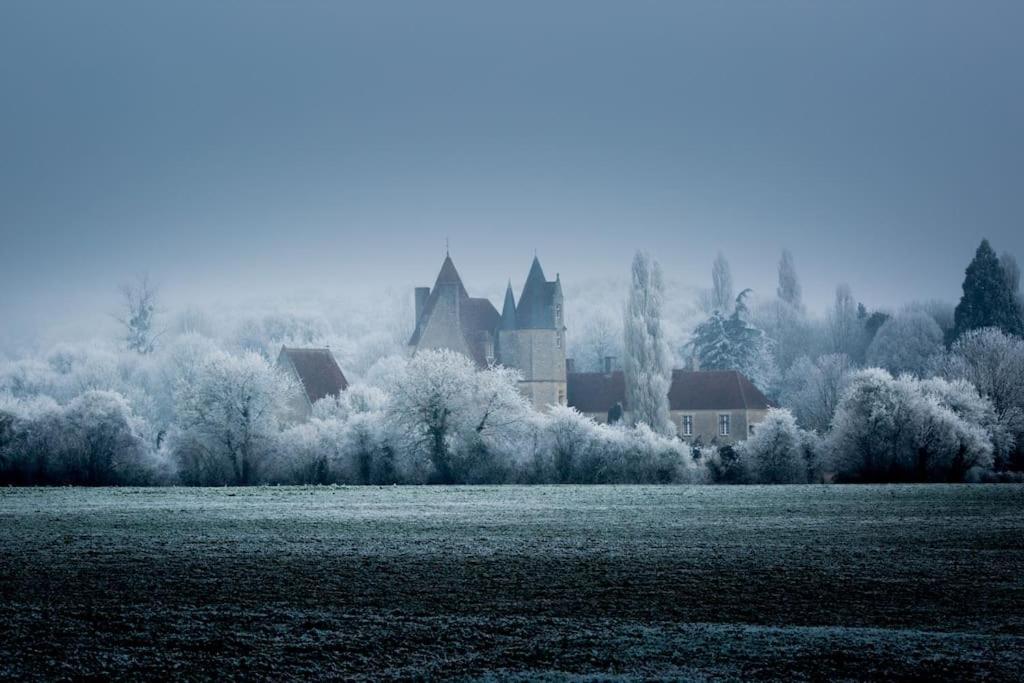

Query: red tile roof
<box><xmin>567</xmin><ymin>369</ymin><xmax>769</xmax><ymax>414</ymax></box>
<box><xmin>277</xmin><ymin>347</ymin><xmax>349</xmax><ymax>405</ymax></box>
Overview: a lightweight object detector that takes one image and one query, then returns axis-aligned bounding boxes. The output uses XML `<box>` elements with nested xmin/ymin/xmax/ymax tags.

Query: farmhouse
<box><xmin>410</xmin><ymin>253</ymin><xmax>567</xmax><ymax>411</ymax></box>
<box><xmin>276</xmin><ymin>346</ymin><xmax>349</xmax><ymax>420</ymax></box>
<box><xmin>567</xmin><ymin>368</ymin><xmax>770</xmax><ymax>444</ymax></box>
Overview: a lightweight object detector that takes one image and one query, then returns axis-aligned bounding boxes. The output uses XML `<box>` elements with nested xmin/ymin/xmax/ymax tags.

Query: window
<box><xmin>682</xmin><ymin>415</ymin><xmax>693</xmax><ymax>436</ymax></box>
<box><xmin>718</xmin><ymin>414</ymin><xmax>731</xmax><ymax>436</ymax></box>
<box><xmin>748</xmin><ymin>424</ymin><xmax>756</xmax><ymax>436</ymax></box>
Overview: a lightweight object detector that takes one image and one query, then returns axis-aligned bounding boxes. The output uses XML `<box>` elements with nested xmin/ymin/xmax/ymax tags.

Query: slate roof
<box><xmin>277</xmin><ymin>347</ymin><xmax>349</xmax><ymax>405</ymax></box>
<box><xmin>567</xmin><ymin>369</ymin><xmax>769</xmax><ymax>414</ymax></box>
<box><xmin>515</xmin><ymin>257</ymin><xmax>559</xmax><ymax>329</ymax></box>
<box><xmin>408</xmin><ymin>255</ymin><xmax>500</xmax><ymax>367</ymax></box>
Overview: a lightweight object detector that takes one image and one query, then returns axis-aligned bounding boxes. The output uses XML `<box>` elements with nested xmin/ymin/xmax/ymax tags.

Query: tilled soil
<box><xmin>1</xmin><ymin>485</ymin><xmax>1022</xmax><ymax>680</ymax></box>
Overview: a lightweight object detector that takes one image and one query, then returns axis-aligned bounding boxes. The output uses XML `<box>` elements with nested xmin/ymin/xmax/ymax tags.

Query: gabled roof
<box><xmin>277</xmin><ymin>347</ymin><xmax>349</xmax><ymax>405</ymax></box>
<box><xmin>567</xmin><ymin>369</ymin><xmax>769</xmax><ymax>414</ymax></box>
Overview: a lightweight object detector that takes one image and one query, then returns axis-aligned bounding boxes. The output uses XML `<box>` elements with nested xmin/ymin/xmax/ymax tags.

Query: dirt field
<box><xmin>1</xmin><ymin>485</ymin><xmax>1022</xmax><ymax>680</ymax></box>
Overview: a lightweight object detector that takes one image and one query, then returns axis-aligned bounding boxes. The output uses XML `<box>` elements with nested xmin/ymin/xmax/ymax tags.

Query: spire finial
<box><xmin>446</xmin><ymin>237</ymin><xmax>450</xmax><ymax>257</ymax></box>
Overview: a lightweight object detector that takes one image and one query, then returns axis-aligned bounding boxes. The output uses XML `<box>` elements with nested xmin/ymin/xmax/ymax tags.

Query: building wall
<box><xmin>582</xmin><ymin>408</ymin><xmax>768</xmax><ymax>444</ymax></box>
<box><xmin>411</xmin><ymin>285</ymin><xmax>471</xmax><ymax>357</ymax></box>
<box><xmin>499</xmin><ymin>328</ymin><xmax>567</xmax><ymax>410</ymax></box>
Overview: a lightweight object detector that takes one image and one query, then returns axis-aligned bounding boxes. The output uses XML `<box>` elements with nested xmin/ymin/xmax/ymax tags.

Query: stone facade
<box><xmin>567</xmin><ymin>369</ymin><xmax>770</xmax><ymax>444</ymax></box>
<box><xmin>409</xmin><ymin>254</ymin><xmax>567</xmax><ymax>411</ymax></box>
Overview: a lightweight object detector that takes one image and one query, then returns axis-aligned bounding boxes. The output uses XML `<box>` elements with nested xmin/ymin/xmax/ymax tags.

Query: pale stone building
<box><xmin>567</xmin><ymin>368</ymin><xmax>770</xmax><ymax>444</ymax></box>
<box><xmin>409</xmin><ymin>253</ymin><xmax>567</xmax><ymax>411</ymax></box>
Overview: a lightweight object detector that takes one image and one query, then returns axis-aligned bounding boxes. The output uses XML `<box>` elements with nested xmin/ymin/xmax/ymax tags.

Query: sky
<box><xmin>1</xmin><ymin>1</ymin><xmax>1022</xmax><ymax>347</ymax></box>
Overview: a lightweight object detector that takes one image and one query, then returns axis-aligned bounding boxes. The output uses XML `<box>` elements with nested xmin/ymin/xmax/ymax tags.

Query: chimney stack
<box><xmin>604</xmin><ymin>356</ymin><xmax>615</xmax><ymax>373</ymax></box>
<box><xmin>565</xmin><ymin>358</ymin><xmax>575</xmax><ymax>374</ymax></box>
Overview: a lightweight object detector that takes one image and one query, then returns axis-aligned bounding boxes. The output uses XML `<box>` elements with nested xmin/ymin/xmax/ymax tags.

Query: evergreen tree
<box><xmin>953</xmin><ymin>239</ymin><xmax>1024</xmax><ymax>340</ymax></box>
<box><xmin>691</xmin><ymin>290</ymin><xmax>774</xmax><ymax>390</ymax></box>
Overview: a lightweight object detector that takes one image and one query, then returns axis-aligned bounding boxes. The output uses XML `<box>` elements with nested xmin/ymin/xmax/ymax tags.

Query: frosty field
<box><xmin>1</xmin><ymin>485</ymin><xmax>1022</xmax><ymax>681</ymax></box>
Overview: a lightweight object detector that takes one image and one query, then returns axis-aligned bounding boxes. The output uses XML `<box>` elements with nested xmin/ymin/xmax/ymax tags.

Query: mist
<box><xmin>3</xmin><ymin>0</ymin><xmax>1023</xmax><ymax>355</ymax></box>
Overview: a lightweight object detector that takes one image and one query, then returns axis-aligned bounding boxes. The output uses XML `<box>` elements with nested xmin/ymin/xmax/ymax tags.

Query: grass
<box><xmin>1</xmin><ymin>484</ymin><xmax>1022</xmax><ymax>680</ymax></box>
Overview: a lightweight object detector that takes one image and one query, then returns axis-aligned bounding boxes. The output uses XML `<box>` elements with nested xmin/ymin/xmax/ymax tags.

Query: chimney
<box><xmin>565</xmin><ymin>358</ymin><xmax>575</xmax><ymax>374</ymax></box>
<box><xmin>604</xmin><ymin>356</ymin><xmax>615</xmax><ymax>373</ymax></box>
<box><xmin>414</xmin><ymin>287</ymin><xmax>430</xmax><ymax>328</ymax></box>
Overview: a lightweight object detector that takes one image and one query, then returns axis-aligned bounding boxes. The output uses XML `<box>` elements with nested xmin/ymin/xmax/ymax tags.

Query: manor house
<box><xmin>409</xmin><ymin>253</ymin><xmax>567</xmax><ymax>411</ymax></box>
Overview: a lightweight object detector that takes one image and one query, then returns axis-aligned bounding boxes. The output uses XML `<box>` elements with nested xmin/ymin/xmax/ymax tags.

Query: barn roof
<box><xmin>277</xmin><ymin>347</ymin><xmax>349</xmax><ymax>405</ymax></box>
<box><xmin>567</xmin><ymin>369</ymin><xmax>769</xmax><ymax>414</ymax></box>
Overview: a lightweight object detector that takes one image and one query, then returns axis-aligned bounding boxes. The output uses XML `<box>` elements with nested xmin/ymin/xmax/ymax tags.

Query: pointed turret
<box><xmin>516</xmin><ymin>256</ymin><xmax>557</xmax><ymax>329</ymax></box>
<box><xmin>433</xmin><ymin>254</ymin><xmax>468</xmax><ymax>299</ymax></box>
<box><xmin>501</xmin><ymin>281</ymin><xmax>517</xmax><ymax>330</ymax></box>
<box><xmin>524</xmin><ymin>256</ymin><xmax>546</xmax><ymax>288</ymax></box>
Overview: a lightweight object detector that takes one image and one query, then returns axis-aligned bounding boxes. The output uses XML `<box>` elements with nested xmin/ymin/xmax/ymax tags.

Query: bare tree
<box><xmin>116</xmin><ymin>274</ymin><xmax>162</xmax><ymax>354</ymax></box>
<box><xmin>828</xmin><ymin>284</ymin><xmax>859</xmax><ymax>358</ymax></box>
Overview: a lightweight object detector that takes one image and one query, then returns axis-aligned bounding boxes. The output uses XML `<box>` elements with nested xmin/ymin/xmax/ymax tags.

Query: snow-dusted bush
<box><xmin>0</xmin><ymin>390</ymin><xmax>168</xmax><ymax>485</ymax></box>
<box><xmin>535</xmin><ymin>405</ymin><xmax>697</xmax><ymax>484</ymax></box>
<box><xmin>866</xmin><ymin>311</ymin><xmax>945</xmax><ymax>377</ymax></box>
<box><xmin>738</xmin><ymin>408</ymin><xmax>814</xmax><ymax>484</ymax></box>
<box><xmin>829</xmin><ymin>369</ymin><xmax>996</xmax><ymax>482</ymax></box>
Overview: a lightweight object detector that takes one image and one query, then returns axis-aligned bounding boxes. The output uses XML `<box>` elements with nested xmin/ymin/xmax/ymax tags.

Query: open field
<box><xmin>1</xmin><ymin>485</ymin><xmax>1023</xmax><ymax>681</ymax></box>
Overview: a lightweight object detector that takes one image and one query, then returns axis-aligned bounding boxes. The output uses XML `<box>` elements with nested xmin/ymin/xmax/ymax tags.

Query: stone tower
<box><xmin>496</xmin><ymin>257</ymin><xmax>567</xmax><ymax>409</ymax></box>
<box><xmin>409</xmin><ymin>254</ymin><xmax>567</xmax><ymax>411</ymax></box>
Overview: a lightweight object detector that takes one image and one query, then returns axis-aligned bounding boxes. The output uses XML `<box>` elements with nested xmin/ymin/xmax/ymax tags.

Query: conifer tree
<box><xmin>953</xmin><ymin>239</ymin><xmax>1024</xmax><ymax>340</ymax></box>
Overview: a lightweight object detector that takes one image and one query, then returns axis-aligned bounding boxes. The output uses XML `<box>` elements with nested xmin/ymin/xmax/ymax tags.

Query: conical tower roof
<box><xmin>501</xmin><ymin>281</ymin><xmax>517</xmax><ymax>330</ymax></box>
<box><xmin>432</xmin><ymin>254</ymin><xmax>468</xmax><ymax>299</ymax></box>
<box><xmin>516</xmin><ymin>256</ymin><xmax>557</xmax><ymax>329</ymax></box>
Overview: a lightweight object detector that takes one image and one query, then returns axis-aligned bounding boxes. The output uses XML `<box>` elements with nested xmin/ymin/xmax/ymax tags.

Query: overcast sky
<box><xmin>2</xmin><ymin>1</ymin><xmax>1022</xmax><ymax>342</ymax></box>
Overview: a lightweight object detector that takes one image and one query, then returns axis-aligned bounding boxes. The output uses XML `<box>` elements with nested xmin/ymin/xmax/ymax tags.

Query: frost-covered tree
<box><xmin>711</xmin><ymin>252</ymin><xmax>734</xmax><ymax>313</ymax></box>
<box><xmin>777</xmin><ymin>353</ymin><xmax>852</xmax><ymax>433</ymax></box>
<box><xmin>828</xmin><ymin>369</ymin><xmax>995</xmax><ymax>482</ymax></box>
<box><xmin>936</xmin><ymin>327</ymin><xmax>1024</xmax><ymax>469</ymax></box>
<box><xmin>623</xmin><ymin>252</ymin><xmax>674</xmax><ymax>435</ymax></box>
<box><xmin>116</xmin><ymin>274</ymin><xmax>161</xmax><ymax>354</ymax></box>
<box><xmin>0</xmin><ymin>390</ymin><xmax>164</xmax><ymax>485</ymax></box>
<box><xmin>828</xmin><ymin>283</ymin><xmax>862</xmax><ymax>359</ymax></box>
<box><xmin>739</xmin><ymin>408</ymin><xmax>812</xmax><ymax>484</ymax></box>
<box><xmin>171</xmin><ymin>350</ymin><xmax>298</xmax><ymax>484</ymax></box>
<box><xmin>385</xmin><ymin>349</ymin><xmax>530</xmax><ymax>483</ymax></box>
<box><xmin>866</xmin><ymin>311</ymin><xmax>945</xmax><ymax>377</ymax></box>
<box><xmin>691</xmin><ymin>290</ymin><xmax>775</xmax><ymax>391</ymax></box>
<box><xmin>569</xmin><ymin>311</ymin><xmax>623</xmax><ymax>372</ymax></box>
<box><xmin>776</xmin><ymin>249</ymin><xmax>802</xmax><ymax>310</ymax></box>
<box><xmin>953</xmin><ymin>239</ymin><xmax>1024</xmax><ymax>339</ymax></box>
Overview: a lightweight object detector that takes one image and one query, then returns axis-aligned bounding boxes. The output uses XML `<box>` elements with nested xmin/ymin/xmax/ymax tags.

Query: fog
<box><xmin>2</xmin><ymin>1</ymin><xmax>1023</xmax><ymax>353</ymax></box>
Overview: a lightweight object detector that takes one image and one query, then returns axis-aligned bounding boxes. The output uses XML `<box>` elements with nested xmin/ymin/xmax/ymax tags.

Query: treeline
<box><xmin>1</xmin><ymin>239</ymin><xmax>1023</xmax><ymax>486</ymax></box>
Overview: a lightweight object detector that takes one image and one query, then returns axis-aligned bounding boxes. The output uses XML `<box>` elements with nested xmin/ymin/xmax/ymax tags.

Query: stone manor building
<box><xmin>409</xmin><ymin>253</ymin><xmax>568</xmax><ymax>411</ymax></box>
